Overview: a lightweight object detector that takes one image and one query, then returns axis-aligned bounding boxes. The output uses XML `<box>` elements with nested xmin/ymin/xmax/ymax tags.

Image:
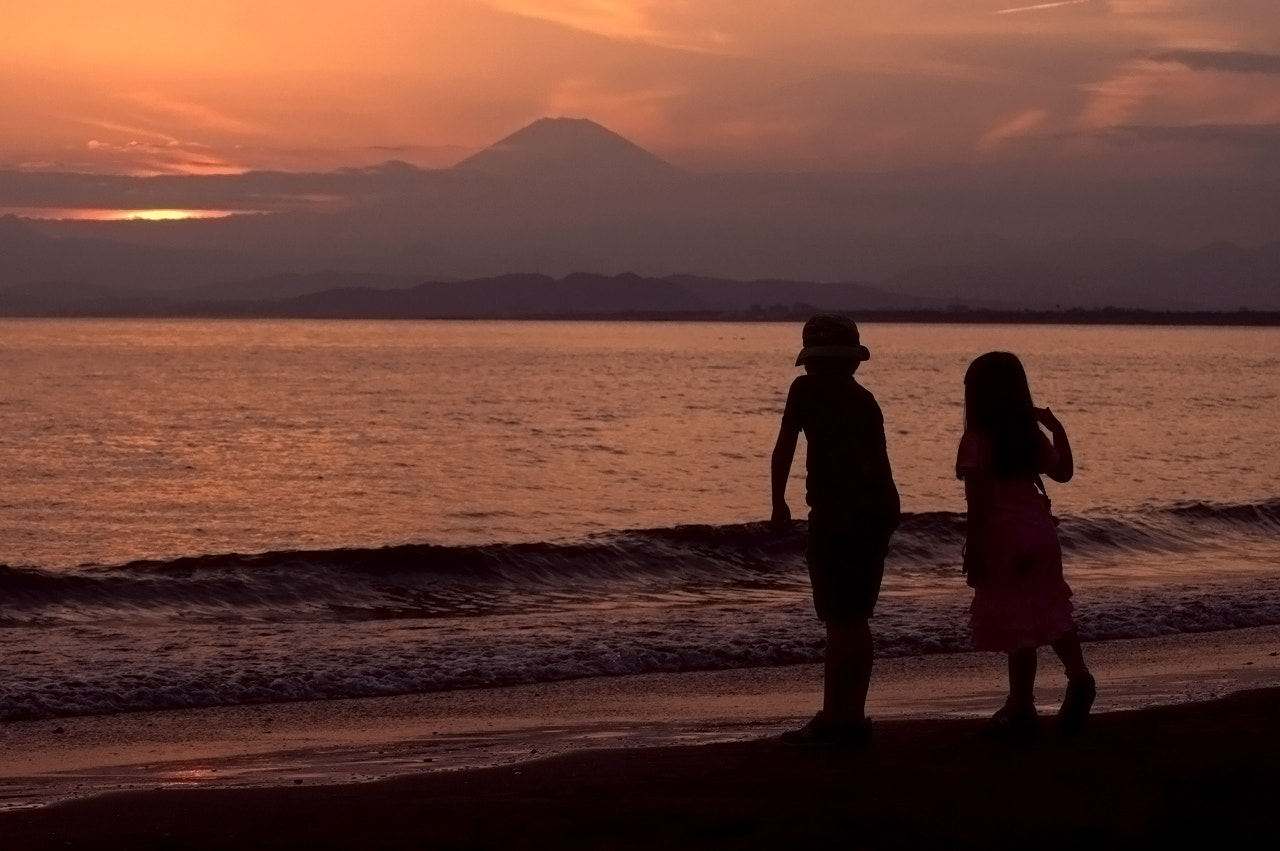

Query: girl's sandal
<box><xmin>1058</xmin><ymin>673</ymin><xmax>1097</xmax><ymax>735</ymax></box>
<box><xmin>982</xmin><ymin>702</ymin><xmax>1039</xmax><ymax>742</ymax></box>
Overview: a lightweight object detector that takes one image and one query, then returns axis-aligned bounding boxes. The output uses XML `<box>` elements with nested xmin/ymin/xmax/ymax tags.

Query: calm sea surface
<box><xmin>1</xmin><ymin>319</ymin><xmax>1277</xmax><ymax>720</ymax></box>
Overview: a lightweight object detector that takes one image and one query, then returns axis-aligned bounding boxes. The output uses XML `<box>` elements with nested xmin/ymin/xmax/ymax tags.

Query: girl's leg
<box><xmin>985</xmin><ymin>648</ymin><xmax>1040</xmax><ymax>739</ymax></box>
<box><xmin>1050</xmin><ymin>628</ymin><xmax>1090</xmax><ymax>679</ymax></box>
<box><xmin>1007</xmin><ymin>647</ymin><xmax>1037</xmax><ymax>708</ymax></box>
<box><xmin>1051</xmin><ymin>629</ymin><xmax>1097</xmax><ymax>733</ymax></box>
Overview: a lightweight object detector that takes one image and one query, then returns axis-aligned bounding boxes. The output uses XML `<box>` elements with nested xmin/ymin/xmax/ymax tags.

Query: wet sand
<box><xmin>3</xmin><ymin>626</ymin><xmax>1280</xmax><ymax>848</ymax></box>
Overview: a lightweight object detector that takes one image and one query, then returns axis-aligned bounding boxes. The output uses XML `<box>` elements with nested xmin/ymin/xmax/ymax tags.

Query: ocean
<box><xmin>1</xmin><ymin>319</ymin><xmax>1277</xmax><ymax>721</ymax></box>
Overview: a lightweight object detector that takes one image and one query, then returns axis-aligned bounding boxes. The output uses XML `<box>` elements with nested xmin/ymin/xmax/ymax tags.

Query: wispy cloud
<box><xmin>71</xmin><ymin>118</ymin><xmax>245</xmax><ymax>175</ymax></box>
<box><xmin>1078</xmin><ymin>60</ymin><xmax>1171</xmax><ymax>131</ymax></box>
<box><xmin>484</xmin><ymin>0</ymin><xmax>648</xmax><ymax>39</ymax></box>
<box><xmin>77</xmin><ymin>118</ymin><xmax>184</xmax><ymax>148</ymax></box>
<box><xmin>62</xmin><ymin>94</ymin><xmax>265</xmax><ymax>174</ymax></box>
<box><xmin>993</xmin><ymin>0</ymin><xmax>1092</xmax><ymax>15</ymax></box>
<box><xmin>124</xmin><ymin>92</ymin><xmax>262</xmax><ymax>135</ymax></box>
<box><xmin>978</xmin><ymin>108</ymin><xmax>1051</xmax><ymax>151</ymax></box>
<box><xmin>481</xmin><ymin>1</ymin><xmax>729</xmax><ymax>52</ymax></box>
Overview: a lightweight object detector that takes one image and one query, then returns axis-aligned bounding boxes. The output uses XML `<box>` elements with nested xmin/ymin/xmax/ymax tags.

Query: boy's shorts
<box><xmin>806</xmin><ymin>509</ymin><xmax>895</xmax><ymax>623</ymax></box>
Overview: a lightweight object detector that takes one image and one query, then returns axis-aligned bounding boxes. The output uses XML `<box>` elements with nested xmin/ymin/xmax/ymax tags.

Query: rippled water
<box><xmin>1</xmin><ymin>319</ymin><xmax>1277</xmax><ymax>720</ymax></box>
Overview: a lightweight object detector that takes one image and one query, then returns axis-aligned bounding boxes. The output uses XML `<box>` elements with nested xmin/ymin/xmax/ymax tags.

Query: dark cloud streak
<box><xmin>0</xmin><ymin>161</ymin><xmax>438</xmax><ymax>212</ymax></box>
<box><xmin>1105</xmin><ymin>123</ymin><xmax>1280</xmax><ymax>150</ymax></box>
<box><xmin>1147</xmin><ymin>49</ymin><xmax>1280</xmax><ymax>75</ymax></box>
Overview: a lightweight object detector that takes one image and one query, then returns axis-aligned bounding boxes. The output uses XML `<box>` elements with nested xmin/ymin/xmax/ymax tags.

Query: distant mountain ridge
<box><xmin>3</xmin><ymin>116</ymin><xmax>1279</xmax><ymax>310</ymax></box>
<box><xmin>3</xmin><ymin>265</ymin><xmax>1276</xmax><ymax>319</ymax></box>
<box><xmin>0</xmin><ymin>270</ymin><xmax>940</xmax><ymax>317</ymax></box>
<box><xmin>5</xmin><ymin>207</ymin><xmax>1275</xmax><ymax>312</ymax></box>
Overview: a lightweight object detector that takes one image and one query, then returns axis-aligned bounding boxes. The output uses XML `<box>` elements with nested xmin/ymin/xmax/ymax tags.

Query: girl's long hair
<box><xmin>964</xmin><ymin>351</ymin><xmax>1039</xmax><ymax>478</ymax></box>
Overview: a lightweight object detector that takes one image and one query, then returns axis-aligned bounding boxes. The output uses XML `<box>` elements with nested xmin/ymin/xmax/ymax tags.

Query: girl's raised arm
<box><xmin>1034</xmin><ymin>407</ymin><xmax>1074</xmax><ymax>483</ymax></box>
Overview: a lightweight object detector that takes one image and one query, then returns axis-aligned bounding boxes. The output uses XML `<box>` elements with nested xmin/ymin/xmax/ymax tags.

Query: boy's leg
<box><xmin>781</xmin><ymin>620</ymin><xmax>873</xmax><ymax>745</ymax></box>
<box><xmin>824</xmin><ymin>618</ymin><xmax>873</xmax><ymax>725</ymax></box>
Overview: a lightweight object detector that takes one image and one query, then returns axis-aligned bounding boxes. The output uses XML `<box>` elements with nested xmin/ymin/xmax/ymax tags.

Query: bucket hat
<box><xmin>795</xmin><ymin>313</ymin><xmax>870</xmax><ymax>365</ymax></box>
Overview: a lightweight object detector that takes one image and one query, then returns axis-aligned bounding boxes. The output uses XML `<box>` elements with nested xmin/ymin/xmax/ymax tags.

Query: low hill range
<box><xmin>0</xmin><ymin>271</ymin><xmax>938</xmax><ymax>318</ymax></box>
<box><xmin>2</xmin><ymin>117</ymin><xmax>1279</xmax><ymax>313</ymax></box>
<box><xmin>3</xmin><ymin>213</ymin><xmax>1277</xmax><ymax>315</ymax></box>
<box><xmin>3</xmin><ymin>267</ymin><xmax>1277</xmax><ymax>321</ymax></box>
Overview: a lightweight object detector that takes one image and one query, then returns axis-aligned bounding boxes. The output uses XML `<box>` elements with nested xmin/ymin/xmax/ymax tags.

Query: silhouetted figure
<box><xmin>957</xmin><ymin>351</ymin><xmax>1096</xmax><ymax>738</ymax></box>
<box><xmin>772</xmin><ymin>314</ymin><xmax>900</xmax><ymax>746</ymax></box>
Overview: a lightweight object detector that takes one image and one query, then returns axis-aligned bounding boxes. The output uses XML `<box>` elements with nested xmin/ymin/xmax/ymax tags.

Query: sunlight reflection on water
<box><xmin>0</xmin><ymin>319</ymin><xmax>1275</xmax><ymax>567</ymax></box>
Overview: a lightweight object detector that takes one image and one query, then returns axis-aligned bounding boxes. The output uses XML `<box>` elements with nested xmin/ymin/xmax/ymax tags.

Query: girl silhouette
<box><xmin>957</xmin><ymin>351</ymin><xmax>1095</xmax><ymax>737</ymax></box>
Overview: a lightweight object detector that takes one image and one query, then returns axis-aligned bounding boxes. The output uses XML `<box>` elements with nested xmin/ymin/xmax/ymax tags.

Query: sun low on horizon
<box><xmin>2</xmin><ymin>0</ymin><xmax>1277</xmax><ymax>185</ymax></box>
<box><xmin>5</xmin><ymin>207</ymin><xmax>257</xmax><ymax>222</ymax></box>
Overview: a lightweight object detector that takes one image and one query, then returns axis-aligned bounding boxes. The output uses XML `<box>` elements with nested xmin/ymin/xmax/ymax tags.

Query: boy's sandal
<box><xmin>1058</xmin><ymin>673</ymin><xmax>1097</xmax><ymax>735</ymax></box>
<box><xmin>780</xmin><ymin>711</ymin><xmax>872</xmax><ymax>748</ymax></box>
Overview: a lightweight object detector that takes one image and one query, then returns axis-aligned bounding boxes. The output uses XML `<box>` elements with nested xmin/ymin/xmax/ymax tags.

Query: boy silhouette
<box><xmin>772</xmin><ymin>314</ymin><xmax>900</xmax><ymax>745</ymax></box>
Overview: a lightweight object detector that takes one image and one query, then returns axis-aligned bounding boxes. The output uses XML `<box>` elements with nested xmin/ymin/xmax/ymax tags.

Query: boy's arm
<box><xmin>771</xmin><ymin>422</ymin><xmax>800</xmax><ymax>529</ymax></box>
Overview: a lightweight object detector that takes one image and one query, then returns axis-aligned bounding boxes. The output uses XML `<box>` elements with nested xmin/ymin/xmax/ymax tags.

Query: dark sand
<box><xmin>4</xmin><ymin>688</ymin><xmax>1280</xmax><ymax>849</ymax></box>
<box><xmin>4</xmin><ymin>626</ymin><xmax>1280</xmax><ymax>849</ymax></box>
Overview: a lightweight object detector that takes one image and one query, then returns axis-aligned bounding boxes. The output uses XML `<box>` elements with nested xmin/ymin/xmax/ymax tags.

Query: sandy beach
<box><xmin>3</xmin><ymin>625</ymin><xmax>1280</xmax><ymax>848</ymax></box>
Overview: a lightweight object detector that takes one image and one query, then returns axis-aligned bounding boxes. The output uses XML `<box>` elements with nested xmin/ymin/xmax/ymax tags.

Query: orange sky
<box><xmin>3</xmin><ymin>1</ymin><xmax>1278</xmax><ymax>176</ymax></box>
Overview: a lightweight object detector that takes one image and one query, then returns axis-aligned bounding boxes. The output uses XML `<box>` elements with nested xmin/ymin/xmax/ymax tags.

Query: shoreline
<box><xmin>4</xmin><ymin>688</ymin><xmax>1280</xmax><ymax>848</ymax></box>
<box><xmin>3</xmin><ymin>624</ymin><xmax>1280</xmax><ymax>813</ymax></box>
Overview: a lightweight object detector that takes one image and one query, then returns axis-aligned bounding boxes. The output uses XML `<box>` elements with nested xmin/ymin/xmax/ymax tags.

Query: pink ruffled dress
<box><xmin>957</xmin><ymin>431</ymin><xmax>1076</xmax><ymax>652</ymax></box>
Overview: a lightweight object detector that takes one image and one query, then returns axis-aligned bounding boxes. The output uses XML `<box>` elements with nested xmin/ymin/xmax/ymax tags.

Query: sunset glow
<box><xmin>104</xmin><ymin>208</ymin><xmax>243</xmax><ymax>221</ymax></box>
<box><xmin>1</xmin><ymin>13</ymin><xmax>1279</xmax><ymax>833</ymax></box>
<box><xmin>2</xmin><ymin>1</ymin><xmax>1276</xmax><ymax>178</ymax></box>
<box><xmin>3</xmin><ymin>207</ymin><xmax>247</xmax><ymax>221</ymax></box>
